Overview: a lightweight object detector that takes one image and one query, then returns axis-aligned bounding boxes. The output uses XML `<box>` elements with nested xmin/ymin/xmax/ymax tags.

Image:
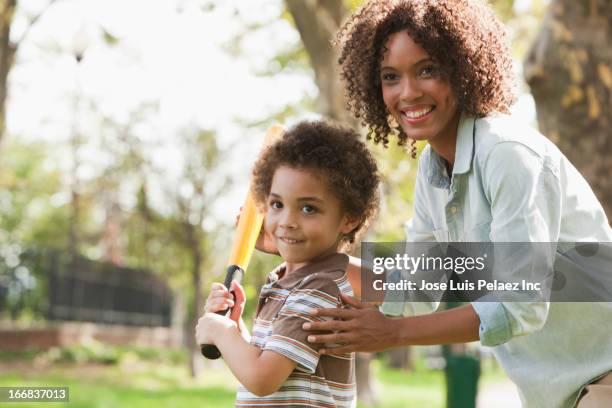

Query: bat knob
<box><xmin>201</xmin><ymin>344</ymin><xmax>221</xmax><ymax>359</ymax></box>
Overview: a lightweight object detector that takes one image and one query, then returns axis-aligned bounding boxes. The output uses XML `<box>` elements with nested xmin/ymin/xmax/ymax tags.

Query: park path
<box><xmin>477</xmin><ymin>380</ymin><xmax>522</xmax><ymax>408</ymax></box>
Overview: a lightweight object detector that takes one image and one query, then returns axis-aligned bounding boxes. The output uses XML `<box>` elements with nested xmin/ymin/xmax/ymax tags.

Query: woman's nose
<box><xmin>399</xmin><ymin>77</ymin><xmax>423</xmax><ymax>101</ymax></box>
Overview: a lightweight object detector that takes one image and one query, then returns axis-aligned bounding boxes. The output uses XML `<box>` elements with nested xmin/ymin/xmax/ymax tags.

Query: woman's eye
<box><xmin>381</xmin><ymin>72</ymin><xmax>398</xmax><ymax>81</ymax></box>
<box><xmin>269</xmin><ymin>200</ymin><xmax>283</xmax><ymax>209</ymax></box>
<box><xmin>420</xmin><ymin>65</ymin><xmax>437</xmax><ymax>77</ymax></box>
<box><xmin>301</xmin><ymin>205</ymin><xmax>317</xmax><ymax>214</ymax></box>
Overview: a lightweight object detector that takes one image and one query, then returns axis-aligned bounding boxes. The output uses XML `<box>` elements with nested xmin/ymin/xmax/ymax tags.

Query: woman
<box><xmin>293</xmin><ymin>1</ymin><xmax>612</xmax><ymax>407</ymax></box>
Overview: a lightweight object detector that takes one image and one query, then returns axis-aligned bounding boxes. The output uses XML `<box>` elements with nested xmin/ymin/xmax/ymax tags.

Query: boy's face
<box><xmin>265</xmin><ymin>166</ymin><xmax>358</xmax><ymax>271</ymax></box>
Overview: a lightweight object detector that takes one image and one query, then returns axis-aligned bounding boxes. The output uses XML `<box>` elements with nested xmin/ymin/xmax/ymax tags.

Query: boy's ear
<box><xmin>340</xmin><ymin>216</ymin><xmax>361</xmax><ymax>235</ymax></box>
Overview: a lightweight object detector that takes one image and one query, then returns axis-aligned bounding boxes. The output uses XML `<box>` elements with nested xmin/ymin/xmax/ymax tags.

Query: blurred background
<box><xmin>0</xmin><ymin>0</ymin><xmax>609</xmax><ymax>407</ymax></box>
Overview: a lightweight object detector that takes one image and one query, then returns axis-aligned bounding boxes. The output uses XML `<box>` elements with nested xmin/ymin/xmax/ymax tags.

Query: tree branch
<box><xmin>12</xmin><ymin>0</ymin><xmax>58</xmax><ymax>52</ymax></box>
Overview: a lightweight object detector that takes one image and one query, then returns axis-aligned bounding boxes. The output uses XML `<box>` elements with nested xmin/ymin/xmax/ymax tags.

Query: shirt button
<box><xmin>450</xmin><ymin>206</ymin><xmax>459</xmax><ymax>214</ymax></box>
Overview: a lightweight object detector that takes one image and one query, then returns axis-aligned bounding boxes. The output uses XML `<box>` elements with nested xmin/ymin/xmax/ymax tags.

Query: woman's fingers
<box><xmin>319</xmin><ymin>345</ymin><xmax>355</xmax><ymax>355</ymax></box>
<box><xmin>339</xmin><ymin>293</ymin><xmax>367</xmax><ymax>309</ymax></box>
<box><xmin>307</xmin><ymin>331</ymin><xmax>352</xmax><ymax>345</ymax></box>
<box><xmin>302</xmin><ymin>318</ymin><xmax>348</xmax><ymax>332</ymax></box>
<box><xmin>310</xmin><ymin>307</ymin><xmax>359</xmax><ymax>320</ymax></box>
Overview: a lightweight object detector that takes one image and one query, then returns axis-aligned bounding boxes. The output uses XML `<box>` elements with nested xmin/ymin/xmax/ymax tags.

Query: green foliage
<box><xmin>489</xmin><ymin>0</ymin><xmax>549</xmax><ymax>60</ymax></box>
<box><xmin>0</xmin><ymin>140</ymin><xmax>65</xmax><ymax>247</ymax></box>
<box><xmin>0</xmin><ymin>343</ymin><xmax>188</xmax><ymax>366</ymax></box>
<box><xmin>44</xmin><ymin>343</ymin><xmax>120</xmax><ymax>366</ymax></box>
<box><xmin>369</xmin><ymin>141</ymin><xmax>426</xmax><ymax>242</ymax></box>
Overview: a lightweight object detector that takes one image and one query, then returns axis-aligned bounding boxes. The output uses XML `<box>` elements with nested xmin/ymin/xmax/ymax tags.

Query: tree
<box><xmin>166</xmin><ymin>129</ymin><xmax>229</xmax><ymax>377</ymax></box>
<box><xmin>284</xmin><ymin>0</ymin><xmax>353</xmax><ymax>124</ymax></box>
<box><xmin>0</xmin><ymin>0</ymin><xmax>57</xmax><ymax>146</ymax></box>
<box><xmin>283</xmin><ymin>1</ymin><xmax>383</xmax><ymax>403</ymax></box>
<box><xmin>524</xmin><ymin>0</ymin><xmax>612</xmax><ymax>218</ymax></box>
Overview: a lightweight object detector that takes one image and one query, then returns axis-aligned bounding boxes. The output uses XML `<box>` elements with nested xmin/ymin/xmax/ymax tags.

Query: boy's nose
<box><xmin>280</xmin><ymin>220</ymin><xmax>298</xmax><ymax>229</ymax></box>
<box><xmin>280</xmin><ymin>212</ymin><xmax>298</xmax><ymax>229</ymax></box>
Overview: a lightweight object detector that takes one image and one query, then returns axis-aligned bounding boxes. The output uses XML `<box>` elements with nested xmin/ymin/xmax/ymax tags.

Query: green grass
<box><xmin>0</xmin><ymin>353</ymin><xmax>510</xmax><ymax>408</ymax></box>
<box><xmin>357</xmin><ymin>359</ymin><xmax>445</xmax><ymax>408</ymax></box>
<box><xmin>0</xmin><ymin>361</ymin><xmax>238</xmax><ymax>408</ymax></box>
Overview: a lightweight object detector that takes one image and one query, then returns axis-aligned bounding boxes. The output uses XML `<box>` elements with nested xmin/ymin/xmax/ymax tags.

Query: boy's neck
<box><xmin>284</xmin><ymin>246</ymin><xmax>341</xmax><ymax>275</ymax></box>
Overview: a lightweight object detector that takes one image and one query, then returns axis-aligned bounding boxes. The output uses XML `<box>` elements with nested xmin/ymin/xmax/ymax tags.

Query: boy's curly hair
<box><xmin>336</xmin><ymin>0</ymin><xmax>516</xmax><ymax>148</ymax></box>
<box><xmin>251</xmin><ymin>121</ymin><xmax>380</xmax><ymax>245</ymax></box>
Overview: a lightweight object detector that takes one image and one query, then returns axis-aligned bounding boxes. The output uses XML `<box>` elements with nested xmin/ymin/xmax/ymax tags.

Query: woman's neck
<box><xmin>428</xmin><ymin>111</ymin><xmax>461</xmax><ymax>169</ymax></box>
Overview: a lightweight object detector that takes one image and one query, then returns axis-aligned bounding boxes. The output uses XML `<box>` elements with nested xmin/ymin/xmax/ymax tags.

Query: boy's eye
<box><xmin>301</xmin><ymin>205</ymin><xmax>317</xmax><ymax>214</ymax></box>
<box><xmin>269</xmin><ymin>200</ymin><xmax>283</xmax><ymax>210</ymax></box>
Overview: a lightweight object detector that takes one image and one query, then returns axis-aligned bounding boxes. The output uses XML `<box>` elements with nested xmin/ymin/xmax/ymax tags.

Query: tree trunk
<box><xmin>185</xmin><ymin>222</ymin><xmax>204</xmax><ymax>378</ymax></box>
<box><xmin>284</xmin><ymin>0</ymin><xmax>354</xmax><ymax>124</ymax></box>
<box><xmin>388</xmin><ymin>346</ymin><xmax>413</xmax><ymax>371</ymax></box>
<box><xmin>355</xmin><ymin>352</ymin><xmax>379</xmax><ymax>406</ymax></box>
<box><xmin>0</xmin><ymin>0</ymin><xmax>16</xmax><ymax>147</ymax></box>
<box><xmin>284</xmin><ymin>1</ymin><xmax>379</xmax><ymax>402</ymax></box>
<box><xmin>524</xmin><ymin>0</ymin><xmax>612</xmax><ymax>218</ymax></box>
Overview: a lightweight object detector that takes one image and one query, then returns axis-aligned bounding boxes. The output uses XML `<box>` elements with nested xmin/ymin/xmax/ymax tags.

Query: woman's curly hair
<box><xmin>336</xmin><ymin>0</ymin><xmax>516</xmax><ymax>148</ymax></box>
<box><xmin>251</xmin><ymin>121</ymin><xmax>380</xmax><ymax>245</ymax></box>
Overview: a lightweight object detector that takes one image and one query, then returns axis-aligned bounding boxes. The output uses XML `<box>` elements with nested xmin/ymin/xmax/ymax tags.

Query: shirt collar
<box><xmin>426</xmin><ymin>113</ymin><xmax>476</xmax><ymax>189</ymax></box>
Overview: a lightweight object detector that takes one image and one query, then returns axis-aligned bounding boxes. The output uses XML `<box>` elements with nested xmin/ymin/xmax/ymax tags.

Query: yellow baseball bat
<box><xmin>201</xmin><ymin>124</ymin><xmax>285</xmax><ymax>359</ymax></box>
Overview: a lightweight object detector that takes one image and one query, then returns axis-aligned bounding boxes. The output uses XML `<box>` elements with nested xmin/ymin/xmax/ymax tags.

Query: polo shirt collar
<box><xmin>268</xmin><ymin>252</ymin><xmax>349</xmax><ymax>289</ymax></box>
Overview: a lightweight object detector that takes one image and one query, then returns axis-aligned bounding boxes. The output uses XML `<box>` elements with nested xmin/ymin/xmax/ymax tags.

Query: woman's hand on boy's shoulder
<box><xmin>302</xmin><ymin>293</ymin><xmax>397</xmax><ymax>354</ymax></box>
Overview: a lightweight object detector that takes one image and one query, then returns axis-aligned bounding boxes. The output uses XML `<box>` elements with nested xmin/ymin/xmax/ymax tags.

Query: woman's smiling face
<box><xmin>380</xmin><ymin>30</ymin><xmax>460</xmax><ymax>149</ymax></box>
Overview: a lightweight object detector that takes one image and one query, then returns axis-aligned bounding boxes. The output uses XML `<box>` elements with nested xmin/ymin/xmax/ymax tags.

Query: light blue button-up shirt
<box><xmin>381</xmin><ymin>113</ymin><xmax>612</xmax><ymax>408</ymax></box>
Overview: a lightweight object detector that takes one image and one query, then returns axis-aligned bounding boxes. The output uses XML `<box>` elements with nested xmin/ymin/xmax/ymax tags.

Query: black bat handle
<box><xmin>201</xmin><ymin>265</ymin><xmax>245</xmax><ymax>359</ymax></box>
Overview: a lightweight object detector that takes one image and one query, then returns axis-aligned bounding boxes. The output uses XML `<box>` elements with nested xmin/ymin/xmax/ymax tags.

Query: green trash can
<box><xmin>445</xmin><ymin>354</ymin><xmax>481</xmax><ymax>408</ymax></box>
<box><xmin>442</xmin><ymin>301</ymin><xmax>480</xmax><ymax>408</ymax></box>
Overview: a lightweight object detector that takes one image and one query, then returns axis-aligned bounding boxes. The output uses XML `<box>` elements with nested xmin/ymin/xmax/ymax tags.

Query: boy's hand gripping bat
<box><xmin>201</xmin><ymin>125</ymin><xmax>284</xmax><ymax>359</ymax></box>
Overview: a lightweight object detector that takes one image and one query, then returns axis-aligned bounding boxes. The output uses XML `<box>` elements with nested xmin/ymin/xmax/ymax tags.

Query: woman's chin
<box><xmin>402</xmin><ymin>130</ymin><xmax>434</xmax><ymax>142</ymax></box>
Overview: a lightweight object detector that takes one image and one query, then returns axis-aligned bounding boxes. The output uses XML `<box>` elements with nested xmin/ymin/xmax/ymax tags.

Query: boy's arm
<box><xmin>237</xmin><ymin>318</ymin><xmax>251</xmax><ymax>342</ymax></box>
<box><xmin>215</xmin><ymin>325</ymin><xmax>297</xmax><ymax>396</ymax></box>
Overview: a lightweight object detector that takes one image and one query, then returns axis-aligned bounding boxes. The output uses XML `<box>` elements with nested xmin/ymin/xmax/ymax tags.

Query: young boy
<box><xmin>195</xmin><ymin>121</ymin><xmax>380</xmax><ymax>407</ymax></box>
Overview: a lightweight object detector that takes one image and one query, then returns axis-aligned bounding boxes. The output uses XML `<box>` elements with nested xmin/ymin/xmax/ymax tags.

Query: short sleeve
<box><xmin>262</xmin><ymin>275</ymin><xmax>342</xmax><ymax>373</ymax></box>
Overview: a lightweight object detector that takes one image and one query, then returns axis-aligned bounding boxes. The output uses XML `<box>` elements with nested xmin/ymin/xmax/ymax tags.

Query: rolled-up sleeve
<box><xmin>472</xmin><ymin>300</ymin><xmax>549</xmax><ymax>346</ymax></box>
<box><xmin>471</xmin><ymin>301</ymin><xmax>512</xmax><ymax>346</ymax></box>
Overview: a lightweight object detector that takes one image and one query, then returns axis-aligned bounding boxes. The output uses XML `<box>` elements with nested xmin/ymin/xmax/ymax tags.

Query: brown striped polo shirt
<box><xmin>235</xmin><ymin>252</ymin><xmax>356</xmax><ymax>408</ymax></box>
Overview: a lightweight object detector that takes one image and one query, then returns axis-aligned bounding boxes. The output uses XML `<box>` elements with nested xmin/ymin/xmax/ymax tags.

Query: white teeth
<box><xmin>281</xmin><ymin>238</ymin><xmax>301</xmax><ymax>244</ymax></box>
<box><xmin>403</xmin><ymin>107</ymin><xmax>433</xmax><ymax>119</ymax></box>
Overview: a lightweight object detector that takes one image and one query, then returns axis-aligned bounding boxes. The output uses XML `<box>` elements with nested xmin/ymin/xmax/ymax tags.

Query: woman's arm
<box><xmin>303</xmin><ymin>294</ymin><xmax>479</xmax><ymax>354</ymax></box>
<box><xmin>195</xmin><ymin>313</ymin><xmax>296</xmax><ymax>396</ymax></box>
